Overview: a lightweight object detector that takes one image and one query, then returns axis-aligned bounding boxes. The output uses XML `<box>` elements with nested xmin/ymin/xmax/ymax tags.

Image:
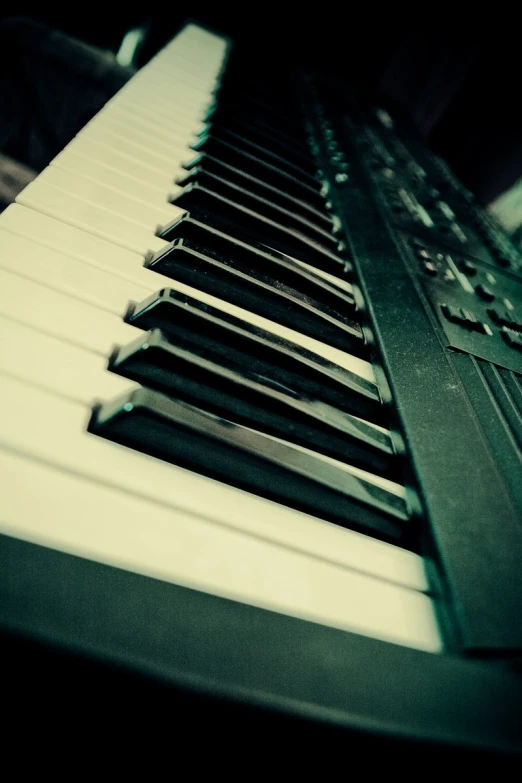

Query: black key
<box><xmin>183</xmin><ymin>153</ymin><xmax>330</xmax><ymax>226</ymax></box>
<box><xmin>191</xmin><ymin>135</ymin><xmax>325</xmax><ymax>210</ymax></box>
<box><xmin>165</xmin><ymin>185</ymin><xmax>344</xmax><ymax>275</ymax></box>
<box><xmin>199</xmin><ymin>119</ymin><xmax>313</xmax><ymax>170</ymax></box>
<box><xmin>110</xmin><ymin>329</ymin><xmax>397</xmax><ymax>478</ymax></box>
<box><xmin>204</xmin><ymin>94</ymin><xmax>306</xmax><ymax>139</ymax></box>
<box><xmin>160</xmin><ymin>207</ymin><xmax>352</xmax><ymax>282</ymax></box>
<box><xmin>197</xmin><ymin>126</ymin><xmax>319</xmax><ymax>182</ymax></box>
<box><xmin>204</xmin><ymin>104</ymin><xmax>309</xmax><ymax>153</ymax></box>
<box><xmin>145</xmin><ymin>236</ymin><xmax>360</xmax><ymax>352</ymax></box>
<box><xmin>149</xmin><ymin>213</ymin><xmax>352</xmax><ymax>310</ymax></box>
<box><xmin>175</xmin><ymin>168</ymin><xmax>336</xmax><ymax>248</ymax></box>
<box><xmin>125</xmin><ymin>289</ymin><xmax>378</xmax><ymax>418</ymax></box>
<box><xmin>89</xmin><ymin>387</ymin><xmax>410</xmax><ymax>544</ymax></box>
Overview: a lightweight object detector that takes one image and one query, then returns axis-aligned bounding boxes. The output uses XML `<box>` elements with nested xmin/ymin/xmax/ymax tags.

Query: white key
<box><xmin>35</xmin><ymin>167</ymin><xmax>177</xmax><ymax>228</ymax></box>
<box><xmin>77</xmin><ymin>126</ymin><xmax>188</xmax><ymax>175</ymax></box>
<box><xmin>0</xmin><ymin>215</ymin><xmax>376</xmax><ymax>382</ymax></box>
<box><xmin>16</xmin><ymin>179</ymin><xmax>167</xmax><ymax>253</ymax></box>
<box><xmin>52</xmin><ymin>148</ymin><xmax>180</xmax><ymax>207</ymax></box>
<box><xmin>0</xmin><ymin>315</ymin><xmax>136</xmax><ymax>401</ymax></box>
<box><xmin>0</xmin><ymin>267</ymin><xmax>136</xmax><ymax>352</ymax></box>
<box><xmin>98</xmin><ymin>102</ymin><xmax>203</xmax><ymax>149</ymax></box>
<box><xmin>0</xmin><ymin>447</ymin><xmax>440</xmax><ymax>653</ymax></box>
<box><xmin>57</xmin><ymin>135</ymin><xmax>182</xmax><ymax>190</ymax></box>
<box><xmin>86</xmin><ymin>109</ymin><xmax>199</xmax><ymax>158</ymax></box>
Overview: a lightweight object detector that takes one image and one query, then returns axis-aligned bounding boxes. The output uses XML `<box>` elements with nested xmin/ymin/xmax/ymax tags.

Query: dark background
<box><xmin>1</xmin><ymin>8</ymin><xmax>520</xmax><ymax>204</ymax></box>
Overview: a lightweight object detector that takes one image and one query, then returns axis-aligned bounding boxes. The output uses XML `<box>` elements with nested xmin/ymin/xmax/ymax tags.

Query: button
<box><xmin>475</xmin><ymin>284</ymin><xmax>495</xmax><ymax>302</ymax></box>
<box><xmin>460</xmin><ymin>260</ymin><xmax>477</xmax><ymax>276</ymax></box>
<box><xmin>417</xmin><ymin>249</ymin><xmax>432</xmax><ymax>260</ymax></box>
<box><xmin>501</xmin><ymin>329</ymin><xmax>522</xmax><ymax>351</ymax></box>
<box><xmin>441</xmin><ymin>304</ymin><xmax>488</xmax><ymax>333</ymax></box>
<box><xmin>423</xmin><ymin>261</ymin><xmax>437</xmax><ymax>276</ymax></box>
<box><xmin>488</xmin><ymin>309</ymin><xmax>522</xmax><ymax>331</ymax></box>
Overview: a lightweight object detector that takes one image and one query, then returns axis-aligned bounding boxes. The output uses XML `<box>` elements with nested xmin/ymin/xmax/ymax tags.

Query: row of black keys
<box><xmin>90</xmin><ymin>63</ymin><xmax>413</xmax><ymax>545</ymax></box>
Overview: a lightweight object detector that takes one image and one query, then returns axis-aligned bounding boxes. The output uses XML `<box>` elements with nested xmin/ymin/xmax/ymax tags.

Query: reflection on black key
<box><xmin>165</xmin><ymin>184</ymin><xmax>344</xmax><ymax>275</ymax></box>
<box><xmin>175</xmin><ymin>168</ymin><xmax>335</xmax><ymax>247</ymax></box>
<box><xmin>89</xmin><ymin>386</ymin><xmax>410</xmax><ymax>544</ymax></box>
<box><xmin>183</xmin><ymin>154</ymin><xmax>330</xmax><ymax>227</ymax></box>
<box><xmin>110</xmin><ymin>329</ymin><xmax>397</xmax><ymax>478</ymax></box>
<box><xmin>157</xmin><ymin>210</ymin><xmax>352</xmax><ymax>282</ymax></box>
<box><xmin>125</xmin><ymin>289</ymin><xmax>377</xmax><ymax>417</ymax></box>
<box><xmin>146</xmin><ymin>236</ymin><xmax>359</xmax><ymax>352</ymax></box>
<box><xmin>150</xmin><ymin>214</ymin><xmax>350</xmax><ymax>299</ymax></box>
<box><xmin>192</xmin><ymin>135</ymin><xmax>325</xmax><ymax>209</ymax></box>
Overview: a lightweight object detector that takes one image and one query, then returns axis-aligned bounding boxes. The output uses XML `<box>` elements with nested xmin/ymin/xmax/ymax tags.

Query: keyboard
<box><xmin>0</xmin><ymin>22</ymin><xmax>521</xmax><ymax>758</ymax></box>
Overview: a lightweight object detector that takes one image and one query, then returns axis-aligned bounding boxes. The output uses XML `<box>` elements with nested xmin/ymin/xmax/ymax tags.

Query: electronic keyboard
<box><xmin>0</xmin><ymin>21</ymin><xmax>521</xmax><ymax>759</ymax></box>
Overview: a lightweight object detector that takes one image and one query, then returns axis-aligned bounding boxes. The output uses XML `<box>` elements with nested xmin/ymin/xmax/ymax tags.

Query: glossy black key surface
<box><xmin>109</xmin><ymin>329</ymin><xmax>397</xmax><ymax>478</ymax></box>
<box><xmin>200</xmin><ymin>120</ymin><xmax>314</xmax><ymax>171</ymax></box>
<box><xmin>146</xmin><ymin>237</ymin><xmax>359</xmax><ymax>352</ymax></box>
<box><xmin>203</xmin><ymin>104</ymin><xmax>309</xmax><ymax>154</ymax></box>
<box><xmin>183</xmin><ymin>153</ymin><xmax>330</xmax><ymax>225</ymax></box>
<box><xmin>204</xmin><ymin>94</ymin><xmax>306</xmax><ymax>140</ymax></box>
<box><xmin>175</xmin><ymin>168</ymin><xmax>336</xmax><ymax>247</ymax></box>
<box><xmin>197</xmin><ymin>126</ymin><xmax>319</xmax><ymax>182</ymax></box>
<box><xmin>167</xmin><ymin>184</ymin><xmax>344</xmax><ymax>275</ymax></box>
<box><xmin>159</xmin><ymin>209</ymin><xmax>352</xmax><ymax>282</ymax></box>
<box><xmin>89</xmin><ymin>387</ymin><xmax>410</xmax><ymax>543</ymax></box>
<box><xmin>191</xmin><ymin>135</ymin><xmax>325</xmax><ymax>210</ymax></box>
<box><xmin>125</xmin><ymin>289</ymin><xmax>379</xmax><ymax>421</ymax></box>
<box><xmin>149</xmin><ymin>216</ymin><xmax>353</xmax><ymax>308</ymax></box>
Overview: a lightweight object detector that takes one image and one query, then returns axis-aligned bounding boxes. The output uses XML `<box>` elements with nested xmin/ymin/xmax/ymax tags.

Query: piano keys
<box><xmin>0</xmin><ymin>20</ymin><xmax>521</xmax><ymax>758</ymax></box>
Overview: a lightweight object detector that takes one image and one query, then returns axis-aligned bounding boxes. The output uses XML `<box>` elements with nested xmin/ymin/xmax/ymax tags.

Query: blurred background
<box><xmin>1</xmin><ymin>9</ymin><xmax>520</xmax><ymax>244</ymax></box>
